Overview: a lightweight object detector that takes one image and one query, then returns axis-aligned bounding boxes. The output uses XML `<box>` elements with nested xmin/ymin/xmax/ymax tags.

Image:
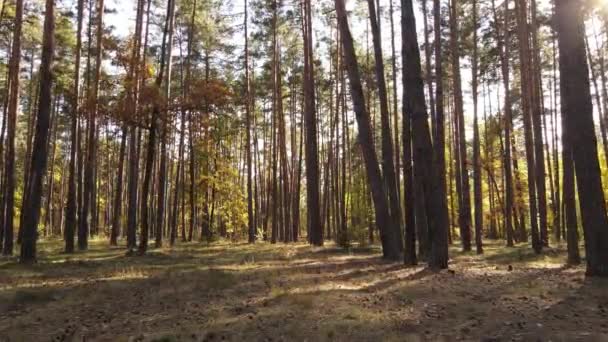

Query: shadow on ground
<box><xmin>0</xmin><ymin>239</ymin><xmax>606</xmax><ymax>341</ymax></box>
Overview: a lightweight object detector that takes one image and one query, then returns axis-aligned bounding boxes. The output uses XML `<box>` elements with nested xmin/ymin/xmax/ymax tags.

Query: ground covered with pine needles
<box><xmin>0</xmin><ymin>239</ymin><xmax>607</xmax><ymax>341</ymax></box>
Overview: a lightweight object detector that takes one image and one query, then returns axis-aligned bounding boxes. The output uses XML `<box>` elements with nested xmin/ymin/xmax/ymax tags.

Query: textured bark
<box><xmin>530</xmin><ymin>0</ymin><xmax>548</xmax><ymax>247</ymax></box>
<box><xmin>303</xmin><ymin>0</ymin><xmax>322</xmax><ymax>246</ymax></box>
<box><xmin>561</xmin><ymin>101</ymin><xmax>580</xmax><ymax>265</ymax></box>
<box><xmin>64</xmin><ymin>0</ymin><xmax>84</xmax><ymax>253</ymax></box>
<box><xmin>20</xmin><ymin>0</ymin><xmax>55</xmax><ymax>263</ymax></box>
<box><xmin>2</xmin><ymin>0</ymin><xmax>24</xmax><ymax>256</ymax></box>
<box><xmin>515</xmin><ymin>0</ymin><xmax>541</xmax><ymax>253</ymax></box>
<box><xmin>555</xmin><ymin>0</ymin><xmax>608</xmax><ymax>276</ymax></box>
<box><xmin>403</xmin><ymin>0</ymin><xmax>448</xmax><ymax>268</ymax></box>
<box><xmin>80</xmin><ymin>0</ymin><xmax>104</xmax><ymax>250</ymax></box>
<box><xmin>492</xmin><ymin>0</ymin><xmax>514</xmax><ymax>247</ymax></box>
<box><xmin>449</xmin><ymin>0</ymin><xmax>472</xmax><ymax>252</ymax></box>
<box><xmin>367</xmin><ymin>0</ymin><xmax>403</xmax><ymax>252</ymax></box>
<box><xmin>110</xmin><ymin>126</ymin><xmax>127</xmax><ymax>246</ymax></box>
<box><xmin>138</xmin><ymin>0</ymin><xmax>173</xmax><ymax>254</ymax></box>
<box><xmin>335</xmin><ymin>0</ymin><xmax>401</xmax><ymax>260</ymax></box>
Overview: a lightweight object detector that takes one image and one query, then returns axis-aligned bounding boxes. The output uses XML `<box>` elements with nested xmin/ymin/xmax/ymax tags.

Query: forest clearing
<box><xmin>0</xmin><ymin>240</ymin><xmax>607</xmax><ymax>341</ymax></box>
<box><xmin>1</xmin><ymin>0</ymin><xmax>608</xmax><ymax>337</ymax></box>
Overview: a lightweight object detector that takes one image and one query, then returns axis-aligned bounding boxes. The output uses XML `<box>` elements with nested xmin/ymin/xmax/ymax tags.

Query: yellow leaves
<box><xmin>146</xmin><ymin>64</ymin><xmax>156</xmax><ymax>79</ymax></box>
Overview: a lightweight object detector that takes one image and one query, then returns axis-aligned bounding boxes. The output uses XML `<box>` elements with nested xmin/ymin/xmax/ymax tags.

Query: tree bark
<box><xmin>555</xmin><ymin>0</ymin><xmax>608</xmax><ymax>276</ymax></box>
<box><xmin>335</xmin><ymin>0</ymin><xmax>401</xmax><ymax>260</ymax></box>
<box><xmin>20</xmin><ymin>0</ymin><xmax>55</xmax><ymax>263</ymax></box>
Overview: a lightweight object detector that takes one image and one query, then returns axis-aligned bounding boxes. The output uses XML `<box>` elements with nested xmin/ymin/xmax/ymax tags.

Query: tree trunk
<box><xmin>471</xmin><ymin>0</ymin><xmax>483</xmax><ymax>254</ymax></box>
<box><xmin>403</xmin><ymin>0</ymin><xmax>448</xmax><ymax>268</ymax></box>
<box><xmin>555</xmin><ymin>0</ymin><xmax>608</xmax><ymax>276</ymax></box>
<box><xmin>303</xmin><ymin>0</ymin><xmax>322</xmax><ymax>246</ymax></box>
<box><xmin>64</xmin><ymin>0</ymin><xmax>84</xmax><ymax>253</ymax></box>
<box><xmin>367</xmin><ymin>0</ymin><xmax>403</xmax><ymax>252</ymax></box>
<box><xmin>20</xmin><ymin>0</ymin><xmax>55</xmax><ymax>263</ymax></box>
<box><xmin>2</xmin><ymin>0</ymin><xmax>24</xmax><ymax>256</ymax></box>
<box><xmin>335</xmin><ymin>0</ymin><xmax>401</xmax><ymax>260</ymax></box>
<box><xmin>449</xmin><ymin>0</ymin><xmax>472</xmax><ymax>252</ymax></box>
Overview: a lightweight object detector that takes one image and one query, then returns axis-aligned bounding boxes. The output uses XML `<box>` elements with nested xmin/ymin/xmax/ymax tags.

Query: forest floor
<box><xmin>0</xmin><ymin>239</ymin><xmax>607</xmax><ymax>341</ymax></box>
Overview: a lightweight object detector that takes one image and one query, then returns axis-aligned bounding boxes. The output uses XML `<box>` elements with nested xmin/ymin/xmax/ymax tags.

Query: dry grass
<box><xmin>0</xmin><ymin>239</ymin><xmax>606</xmax><ymax>341</ymax></box>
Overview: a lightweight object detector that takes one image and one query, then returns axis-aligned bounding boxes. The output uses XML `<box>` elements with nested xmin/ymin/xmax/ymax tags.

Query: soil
<box><xmin>0</xmin><ymin>239</ymin><xmax>606</xmax><ymax>341</ymax></box>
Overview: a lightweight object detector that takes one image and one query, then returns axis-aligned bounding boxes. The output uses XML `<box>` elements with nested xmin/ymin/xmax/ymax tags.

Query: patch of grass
<box><xmin>151</xmin><ymin>336</ymin><xmax>178</xmax><ymax>342</ymax></box>
<box><xmin>1</xmin><ymin>288</ymin><xmax>61</xmax><ymax>312</ymax></box>
<box><xmin>194</xmin><ymin>269</ymin><xmax>237</xmax><ymax>292</ymax></box>
<box><xmin>288</xmin><ymin>293</ymin><xmax>315</xmax><ymax>310</ymax></box>
<box><xmin>269</xmin><ymin>285</ymin><xmax>288</xmax><ymax>298</ymax></box>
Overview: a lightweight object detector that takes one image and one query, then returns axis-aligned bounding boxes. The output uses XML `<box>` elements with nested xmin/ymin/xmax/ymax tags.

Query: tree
<box><xmin>303</xmin><ymin>0</ymin><xmax>322</xmax><ymax>246</ymax></box>
<box><xmin>64</xmin><ymin>0</ymin><xmax>85</xmax><ymax>253</ymax></box>
<box><xmin>138</xmin><ymin>0</ymin><xmax>174</xmax><ymax>255</ymax></box>
<box><xmin>2</xmin><ymin>0</ymin><xmax>24</xmax><ymax>256</ymax></box>
<box><xmin>515</xmin><ymin>0</ymin><xmax>541</xmax><ymax>253</ymax></box>
<box><xmin>245</xmin><ymin>0</ymin><xmax>254</xmax><ymax>244</ymax></box>
<box><xmin>555</xmin><ymin>0</ymin><xmax>608</xmax><ymax>276</ymax></box>
<box><xmin>449</xmin><ymin>0</ymin><xmax>472</xmax><ymax>252</ymax></box>
<box><xmin>80</xmin><ymin>0</ymin><xmax>105</xmax><ymax>251</ymax></box>
<box><xmin>471</xmin><ymin>0</ymin><xmax>483</xmax><ymax>254</ymax></box>
<box><xmin>491</xmin><ymin>0</ymin><xmax>514</xmax><ymax>247</ymax></box>
<box><xmin>20</xmin><ymin>0</ymin><xmax>55</xmax><ymax>263</ymax></box>
<box><xmin>402</xmin><ymin>0</ymin><xmax>448</xmax><ymax>268</ymax></box>
<box><xmin>335</xmin><ymin>0</ymin><xmax>401</xmax><ymax>260</ymax></box>
<box><xmin>367</xmin><ymin>0</ymin><xmax>402</xmax><ymax>252</ymax></box>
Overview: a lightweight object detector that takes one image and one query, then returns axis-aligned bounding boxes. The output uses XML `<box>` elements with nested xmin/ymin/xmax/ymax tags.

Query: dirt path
<box><xmin>0</xmin><ymin>240</ymin><xmax>606</xmax><ymax>341</ymax></box>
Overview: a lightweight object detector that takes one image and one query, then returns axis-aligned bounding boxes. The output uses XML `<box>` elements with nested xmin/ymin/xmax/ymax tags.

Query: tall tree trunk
<box><xmin>471</xmin><ymin>0</ymin><xmax>483</xmax><ymax>254</ymax></box>
<box><xmin>20</xmin><ymin>0</ymin><xmax>55</xmax><ymax>263</ymax></box>
<box><xmin>64</xmin><ymin>0</ymin><xmax>84</xmax><ymax>253</ymax></box>
<box><xmin>80</xmin><ymin>0</ymin><xmax>104</xmax><ymax>250</ymax></box>
<box><xmin>530</xmin><ymin>0</ymin><xmax>548</xmax><ymax>247</ymax></box>
<box><xmin>335</xmin><ymin>0</ymin><xmax>401</xmax><ymax>260</ymax></box>
<box><xmin>515</xmin><ymin>0</ymin><xmax>541</xmax><ymax>253</ymax></box>
<box><xmin>245</xmin><ymin>0</ymin><xmax>254</xmax><ymax>244</ymax></box>
<box><xmin>139</xmin><ymin>0</ymin><xmax>173</xmax><ymax>254</ymax></box>
<box><xmin>111</xmin><ymin>126</ymin><xmax>127</xmax><ymax>246</ymax></box>
<box><xmin>403</xmin><ymin>0</ymin><xmax>448</xmax><ymax>268</ymax></box>
<box><xmin>492</xmin><ymin>0</ymin><xmax>514</xmax><ymax>247</ymax></box>
<box><xmin>2</xmin><ymin>0</ymin><xmax>24</xmax><ymax>255</ymax></box>
<box><xmin>303</xmin><ymin>0</ymin><xmax>322</xmax><ymax>246</ymax></box>
<box><xmin>555</xmin><ymin>0</ymin><xmax>608</xmax><ymax>276</ymax></box>
<box><xmin>449</xmin><ymin>0</ymin><xmax>472</xmax><ymax>252</ymax></box>
<box><xmin>367</xmin><ymin>0</ymin><xmax>403</xmax><ymax>252</ymax></box>
<box><xmin>155</xmin><ymin>0</ymin><xmax>175</xmax><ymax>248</ymax></box>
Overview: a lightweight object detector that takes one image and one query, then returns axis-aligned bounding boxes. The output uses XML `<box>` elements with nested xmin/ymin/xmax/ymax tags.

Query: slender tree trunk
<box><xmin>367</xmin><ymin>0</ymin><xmax>403</xmax><ymax>252</ymax></box>
<box><xmin>403</xmin><ymin>0</ymin><xmax>448</xmax><ymax>268</ymax></box>
<box><xmin>492</xmin><ymin>0</ymin><xmax>514</xmax><ymax>247</ymax></box>
<box><xmin>79</xmin><ymin>0</ymin><xmax>104</xmax><ymax>250</ymax></box>
<box><xmin>2</xmin><ymin>0</ymin><xmax>24</xmax><ymax>256</ymax></box>
<box><xmin>111</xmin><ymin>126</ymin><xmax>127</xmax><ymax>246</ymax></box>
<box><xmin>64</xmin><ymin>0</ymin><xmax>84</xmax><ymax>253</ymax></box>
<box><xmin>245</xmin><ymin>0</ymin><xmax>254</xmax><ymax>244</ymax></box>
<box><xmin>449</xmin><ymin>0</ymin><xmax>472</xmax><ymax>252</ymax></box>
<box><xmin>336</xmin><ymin>0</ymin><xmax>401</xmax><ymax>260</ymax></box>
<box><xmin>515</xmin><ymin>0</ymin><xmax>541</xmax><ymax>253</ymax></box>
<box><xmin>471</xmin><ymin>0</ymin><xmax>483</xmax><ymax>254</ymax></box>
<box><xmin>20</xmin><ymin>0</ymin><xmax>55</xmax><ymax>263</ymax></box>
<box><xmin>139</xmin><ymin>0</ymin><xmax>173</xmax><ymax>254</ymax></box>
<box><xmin>303</xmin><ymin>0</ymin><xmax>322</xmax><ymax>246</ymax></box>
